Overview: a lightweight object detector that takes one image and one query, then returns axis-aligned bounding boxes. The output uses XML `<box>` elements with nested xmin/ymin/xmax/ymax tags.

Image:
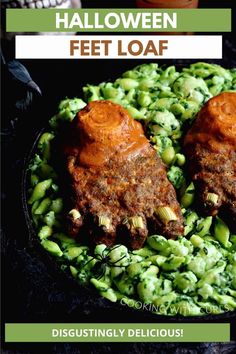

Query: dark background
<box><xmin>1</xmin><ymin>0</ymin><xmax>236</xmax><ymax>353</ymax></box>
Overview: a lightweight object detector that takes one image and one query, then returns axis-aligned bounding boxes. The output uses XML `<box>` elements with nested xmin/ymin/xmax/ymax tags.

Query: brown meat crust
<box><xmin>184</xmin><ymin>92</ymin><xmax>236</xmax><ymax>228</ymax></box>
<box><xmin>63</xmin><ymin>100</ymin><xmax>184</xmax><ymax>249</ymax></box>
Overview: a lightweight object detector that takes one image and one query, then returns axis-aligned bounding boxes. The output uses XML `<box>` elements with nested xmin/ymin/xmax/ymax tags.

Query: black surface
<box><xmin>1</xmin><ymin>1</ymin><xmax>236</xmax><ymax>353</ymax></box>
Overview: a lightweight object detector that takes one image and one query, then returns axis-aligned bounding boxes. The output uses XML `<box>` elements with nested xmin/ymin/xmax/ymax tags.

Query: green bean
<box><xmin>196</xmin><ymin>216</ymin><xmax>212</xmax><ymax>237</ymax></box>
<box><xmin>50</xmin><ymin>198</ymin><xmax>63</xmax><ymax>214</ymax></box>
<box><xmin>226</xmin><ymin>287</ymin><xmax>236</xmax><ymax>300</ymax></box>
<box><xmin>174</xmin><ymin>271</ymin><xmax>197</xmax><ymax>293</ymax></box>
<box><xmin>141</xmin><ymin>265</ymin><xmax>159</xmax><ymax>279</ymax></box>
<box><xmin>161</xmin><ymin>256</ymin><xmax>185</xmax><ymax>271</ymax></box>
<box><xmin>168</xmin><ymin>240</ymin><xmax>189</xmax><ymax>257</ymax></box>
<box><xmin>31</xmin><ymin>200</ymin><xmax>40</xmax><ymax>215</ymax></box>
<box><xmin>125</xmin><ymin>88</ymin><xmax>136</xmax><ymax>103</ymax></box>
<box><xmin>83</xmin><ymin>85</ymin><xmax>101</xmax><ymax>101</ymax></box>
<box><xmin>44</xmin><ymin>211</ymin><xmax>60</xmax><ymax>228</ymax></box>
<box><xmin>181</xmin><ymin>106</ymin><xmax>198</xmax><ymax>121</ymax></box>
<box><xmin>150</xmin><ymin>110</ymin><xmax>180</xmax><ymax>136</ymax></box>
<box><xmin>214</xmin><ymin>216</ymin><xmax>230</xmax><ymax>247</ymax></box>
<box><xmin>152</xmin><ymin>135</ymin><xmax>172</xmax><ymax>155</ymax></box>
<box><xmin>122</xmin><ymin>70</ymin><xmax>139</xmax><ymax>79</ymax></box>
<box><xmin>38</xmin><ymin>225</ymin><xmax>53</xmax><ymax>240</ymax></box>
<box><xmin>90</xmin><ymin>278</ymin><xmax>109</xmax><ymax>292</ymax></box>
<box><xmin>133</xmin><ymin>247</ymin><xmax>156</xmax><ymax>257</ymax></box>
<box><xmin>148</xmin><ymin>255</ymin><xmax>167</xmax><ymax>266</ymax></box>
<box><xmin>137</xmin><ymin>277</ymin><xmax>159</xmax><ymax>303</ymax></box>
<box><xmin>127</xmin><ymin>261</ymin><xmax>151</xmax><ymax>278</ymax></box>
<box><xmin>102</xmin><ymin>85</ymin><xmax>124</xmax><ymax>100</ymax></box>
<box><xmin>38</xmin><ymin>132</ymin><xmax>54</xmax><ymax>148</ymax></box>
<box><xmin>200</xmin><ymin>247</ymin><xmax>223</xmax><ymax>271</ymax></box>
<box><xmin>34</xmin><ymin>197</ymin><xmax>51</xmax><ymax>215</ymax></box>
<box><xmin>38</xmin><ymin>132</ymin><xmax>54</xmax><ymax>161</ymax></box>
<box><xmin>152</xmin><ymin>98</ymin><xmax>176</xmax><ymax>111</ymax></box>
<box><xmin>29</xmin><ymin>154</ymin><xmax>42</xmax><ymax>172</ymax></box>
<box><xmin>212</xmin><ymin>292</ymin><xmax>236</xmax><ymax>309</ymax></box>
<box><xmin>174</xmin><ymin>153</ymin><xmax>186</xmax><ymax>166</ymax></box>
<box><xmin>187</xmin><ymin>256</ymin><xmax>206</xmax><ymax>278</ymax></box>
<box><xmin>39</xmin><ymin>163</ymin><xmax>57</xmax><ymax>179</ymax></box>
<box><xmin>53</xmin><ymin>233</ymin><xmax>76</xmax><ymax>248</ymax></box>
<box><xmin>51</xmin><ymin>183</ymin><xmax>59</xmax><ymax>193</ymax></box>
<box><xmin>209</xmin><ymin>85</ymin><xmax>222</xmax><ymax>96</ymax></box>
<box><xmin>114</xmin><ymin>274</ymin><xmax>135</xmax><ymax>296</ymax></box>
<box><xmin>64</xmin><ymin>247</ymin><xmax>84</xmax><ymax>260</ymax></box>
<box><xmin>151</xmin><ymin>125</ymin><xmax>168</xmax><ymax>136</ymax></box>
<box><xmin>108</xmin><ymin>245</ymin><xmax>130</xmax><ymax>267</ymax></box>
<box><xmin>170</xmin><ymin>103</ymin><xmax>185</xmax><ymax>116</ymax></box>
<box><xmin>212</xmin><ymin>76</ymin><xmax>225</xmax><ymax>85</ymax></box>
<box><xmin>139</xmin><ymin>78</ymin><xmax>155</xmax><ymax>91</ymax></box>
<box><xmin>81</xmin><ymin>256</ymin><xmax>97</xmax><ymax>272</ymax></box>
<box><xmin>58</xmin><ymin>98</ymin><xmax>86</xmax><ymax>112</ymax></box>
<box><xmin>161</xmin><ymin>146</ymin><xmax>175</xmax><ymax>165</ymax></box>
<box><xmin>108</xmin><ymin>97</ymin><xmax>126</xmax><ymax>106</ymax></box>
<box><xmin>147</xmin><ymin>235</ymin><xmax>169</xmax><ymax>252</ymax></box>
<box><xmin>167</xmin><ymin>166</ymin><xmax>185</xmax><ymax>189</ymax></box>
<box><xmin>28</xmin><ymin>179</ymin><xmax>52</xmax><ymax>205</ymax></box>
<box><xmin>184</xmin><ymin>211</ymin><xmax>198</xmax><ymax>235</ymax></box>
<box><xmin>137</xmin><ymin>91</ymin><xmax>151</xmax><ymax>107</ymax></box>
<box><xmin>181</xmin><ymin>182</ymin><xmax>195</xmax><ymax>208</ymax></box>
<box><xmin>30</xmin><ymin>174</ymin><xmax>39</xmax><ymax>187</ymax></box>
<box><xmin>126</xmin><ymin>106</ymin><xmax>143</xmax><ymax>120</ymax></box>
<box><xmin>100</xmin><ymin>288</ymin><xmax>117</xmax><ymax>302</ymax></box>
<box><xmin>116</xmin><ymin>78</ymin><xmax>139</xmax><ymax>91</ymax></box>
<box><xmin>70</xmin><ymin>265</ymin><xmax>78</xmax><ymax>278</ymax></box>
<box><xmin>41</xmin><ymin>239</ymin><xmax>63</xmax><ymax>257</ymax></box>
<box><xmin>161</xmin><ymin>65</ymin><xmax>176</xmax><ymax>78</ymax></box>
<box><xmin>58</xmin><ymin>108</ymin><xmax>75</xmax><ymax>122</ymax></box>
<box><xmin>230</xmin><ymin>235</ymin><xmax>236</xmax><ymax>246</ymax></box>
<box><xmin>198</xmin><ymin>284</ymin><xmax>214</xmax><ymax>300</ymax></box>
<box><xmin>91</xmin><ymin>278</ymin><xmax>117</xmax><ymax>302</ymax></box>
<box><xmin>129</xmin><ymin>254</ymin><xmax>143</xmax><ymax>264</ymax></box>
<box><xmin>190</xmin><ymin>234</ymin><xmax>203</xmax><ymax>248</ymax></box>
<box><xmin>154</xmin><ymin>292</ymin><xmax>177</xmax><ymax>308</ymax></box>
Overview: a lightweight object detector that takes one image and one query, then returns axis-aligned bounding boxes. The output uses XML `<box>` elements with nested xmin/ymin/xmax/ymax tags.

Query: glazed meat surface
<box><xmin>184</xmin><ymin>92</ymin><xmax>236</xmax><ymax>229</ymax></box>
<box><xmin>63</xmin><ymin>100</ymin><xmax>184</xmax><ymax>249</ymax></box>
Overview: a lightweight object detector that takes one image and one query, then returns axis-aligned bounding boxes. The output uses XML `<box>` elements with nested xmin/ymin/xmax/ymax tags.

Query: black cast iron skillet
<box><xmin>14</xmin><ymin>60</ymin><xmax>234</xmax><ymax>341</ymax></box>
<box><xmin>21</xmin><ymin>114</ymin><xmax>236</xmax><ymax>330</ymax></box>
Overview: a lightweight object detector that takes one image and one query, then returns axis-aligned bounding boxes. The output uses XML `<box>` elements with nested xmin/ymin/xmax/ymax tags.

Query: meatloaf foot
<box><xmin>184</xmin><ymin>92</ymin><xmax>236</xmax><ymax>230</ymax></box>
<box><xmin>63</xmin><ymin>100</ymin><xmax>184</xmax><ymax>249</ymax></box>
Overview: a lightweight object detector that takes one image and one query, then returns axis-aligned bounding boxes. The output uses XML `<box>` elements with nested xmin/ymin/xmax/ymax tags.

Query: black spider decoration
<box><xmin>83</xmin><ymin>244</ymin><xmax>128</xmax><ymax>281</ymax></box>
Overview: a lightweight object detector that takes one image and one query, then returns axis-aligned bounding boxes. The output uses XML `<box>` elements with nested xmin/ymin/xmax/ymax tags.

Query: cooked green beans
<box><xmin>214</xmin><ymin>216</ymin><xmax>230</xmax><ymax>247</ymax></box>
<box><xmin>50</xmin><ymin>198</ymin><xmax>63</xmax><ymax>214</ymax></box>
<box><xmin>117</xmin><ymin>78</ymin><xmax>139</xmax><ymax>91</ymax></box>
<box><xmin>161</xmin><ymin>146</ymin><xmax>175</xmax><ymax>165</ymax></box>
<box><xmin>38</xmin><ymin>132</ymin><xmax>54</xmax><ymax>160</ymax></box>
<box><xmin>28</xmin><ymin>179</ymin><xmax>52</xmax><ymax>204</ymax></box>
<box><xmin>38</xmin><ymin>225</ymin><xmax>53</xmax><ymax>240</ymax></box>
<box><xmin>41</xmin><ymin>240</ymin><xmax>63</xmax><ymax>257</ymax></box>
<box><xmin>34</xmin><ymin>197</ymin><xmax>51</xmax><ymax>215</ymax></box>
<box><xmin>181</xmin><ymin>182</ymin><xmax>195</xmax><ymax>208</ymax></box>
<box><xmin>28</xmin><ymin>62</ymin><xmax>236</xmax><ymax>317</ymax></box>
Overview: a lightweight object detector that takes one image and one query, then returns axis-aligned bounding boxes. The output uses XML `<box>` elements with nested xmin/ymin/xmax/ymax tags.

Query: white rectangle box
<box><xmin>15</xmin><ymin>35</ymin><xmax>222</xmax><ymax>59</ymax></box>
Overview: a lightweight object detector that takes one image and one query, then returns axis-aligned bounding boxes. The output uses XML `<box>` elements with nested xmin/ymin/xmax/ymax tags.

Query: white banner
<box><xmin>15</xmin><ymin>35</ymin><xmax>222</xmax><ymax>59</ymax></box>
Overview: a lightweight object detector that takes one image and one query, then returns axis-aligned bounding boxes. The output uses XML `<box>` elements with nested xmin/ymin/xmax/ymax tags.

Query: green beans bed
<box><xmin>28</xmin><ymin>62</ymin><xmax>236</xmax><ymax>316</ymax></box>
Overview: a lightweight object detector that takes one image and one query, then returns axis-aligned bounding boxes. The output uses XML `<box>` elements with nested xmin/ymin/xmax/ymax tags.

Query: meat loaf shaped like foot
<box><xmin>63</xmin><ymin>100</ymin><xmax>184</xmax><ymax>249</ymax></box>
<box><xmin>184</xmin><ymin>92</ymin><xmax>236</xmax><ymax>229</ymax></box>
